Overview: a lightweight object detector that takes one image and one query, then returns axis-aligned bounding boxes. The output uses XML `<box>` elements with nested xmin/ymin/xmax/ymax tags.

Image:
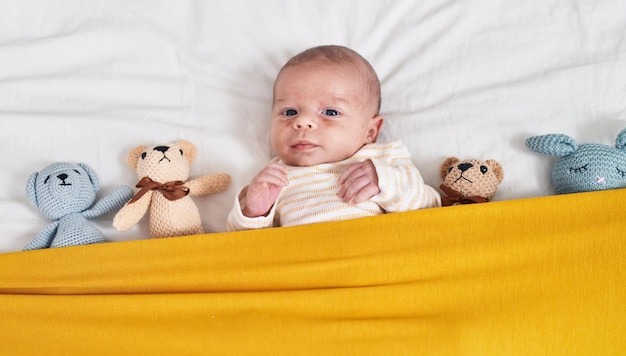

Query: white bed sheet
<box><xmin>1</xmin><ymin>0</ymin><xmax>625</xmax><ymax>252</ymax></box>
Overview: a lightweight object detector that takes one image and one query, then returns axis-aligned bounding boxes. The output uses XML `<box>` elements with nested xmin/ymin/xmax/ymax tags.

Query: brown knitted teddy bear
<box><xmin>439</xmin><ymin>157</ymin><xmax>504</xmax><ymax>206</ymax></box>
<box><xmin>113</xmin><ymin>140</ymin><xmax>231</xmax><ymax>238</ymax></box>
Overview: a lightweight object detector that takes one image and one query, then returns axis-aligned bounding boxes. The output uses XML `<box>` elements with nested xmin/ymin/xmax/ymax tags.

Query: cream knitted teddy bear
<box><xmin>113</xmin><ymin>140</ymin><xmax>231</xmax><ymax>238</ymax></box>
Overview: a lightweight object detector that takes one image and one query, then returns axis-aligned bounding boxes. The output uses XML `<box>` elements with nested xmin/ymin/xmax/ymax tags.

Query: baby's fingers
<box><xmin>341</xmin><ymin>176</ymin><xmax>381</xmax><ymax>204</ymax></box>
<box><xmin>337</xmin><ymin>163</ymin><xmax>361</xmax><ymax>185</ymax></box>
<box><xmin>253</xmin><ymin>163</ymin><xmax>289</xmax><ymax>187</ymax></box>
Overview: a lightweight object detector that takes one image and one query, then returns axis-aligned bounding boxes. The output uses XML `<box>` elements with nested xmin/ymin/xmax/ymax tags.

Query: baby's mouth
<box><xmin>291</xmin><ymin>141</ymin><xmax>318</xmax><ymax>151</ymax></box>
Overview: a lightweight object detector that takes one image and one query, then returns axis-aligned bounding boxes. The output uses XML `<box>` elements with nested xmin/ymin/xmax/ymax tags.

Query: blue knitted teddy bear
<box><xmin>525</xmin><ymin>127</ymin><xmax>626</xmax><ymax>194</ymax></box>
<box><xmin>24</xmin><ymin>162</ymin><xmax>134</xmax><ymax>250</ymax></box>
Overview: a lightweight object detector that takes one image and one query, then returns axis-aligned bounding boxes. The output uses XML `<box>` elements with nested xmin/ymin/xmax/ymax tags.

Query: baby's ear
<box><xmin>367</xmin><ymin>115</ymin><xmax>384</xmax><ymax>143</ymax></box>
<box><xmin>525</xmin><ymin>134</ymin><xmax>578</xmax><ymax>156</ymax></box>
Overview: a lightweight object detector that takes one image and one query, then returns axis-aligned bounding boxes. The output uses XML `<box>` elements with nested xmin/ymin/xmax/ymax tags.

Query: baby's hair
<box><xmin>277</xmin><ymin>45</ymin><xmax>381</xmax><ymax>115</ymax></box>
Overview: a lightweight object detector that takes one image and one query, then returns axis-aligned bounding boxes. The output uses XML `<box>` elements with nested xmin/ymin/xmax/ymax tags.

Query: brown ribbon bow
<box><xmin>128</xmin><ymin>177</ymin><xmax>190</xmax><ymax>204</ymax></box>
<box><xmin>439</xmin><ymin>184</ymin><xmax>489</xmax><ymax>206</ymax></box>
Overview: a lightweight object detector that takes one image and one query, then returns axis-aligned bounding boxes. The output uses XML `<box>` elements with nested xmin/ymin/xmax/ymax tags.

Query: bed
<box><xmin>1</xmin><ymin>0</ymin><xmax>625</xmax><ymax>354</ymax></box>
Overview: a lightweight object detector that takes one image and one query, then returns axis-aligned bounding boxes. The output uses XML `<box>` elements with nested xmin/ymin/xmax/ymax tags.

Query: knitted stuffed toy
<box><xmin>439</xmin><ymin>157</ymin><xmax>504</xmax><ymax>206</ymax></box>
<box><xmin>526</xmin><ymin>127</ymin><xmax>626</xmax><ymax>194</ymax></box>
<box><xmin>113</xmin><ymin>140</ymin><xmax>231</xmax><ymax>238</ymax></box>
<box><xmin>24</xmin><ymin>162</ymin><xmax>134</xmax><ymax>250</ymax></box>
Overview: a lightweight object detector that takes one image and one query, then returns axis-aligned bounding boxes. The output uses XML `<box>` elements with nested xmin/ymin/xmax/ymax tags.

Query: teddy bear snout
<box><xmin>458</xmin><ymin>163</ymin><xmax>473</xmax><ymax>172</ymax></box>
<box><xmin>154</xmin><ymin>146</ymin><xmax>173</xmax><ymax>163</ymax></box>
<box><xmin>57</xmin><ymin>173</ymin><xmax>71</xmax><ymax>186</ymax></box>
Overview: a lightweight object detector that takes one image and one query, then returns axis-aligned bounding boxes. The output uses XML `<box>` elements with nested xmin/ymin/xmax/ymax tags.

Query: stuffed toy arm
<box><xmin>112</xmin><ymin>190</ymin><xmax>152</xmax><ymax>232</ymax></box>
<box><xmin>187</xmin><ymin>173</ymin><xmax>231</xmax><ymax>196</ymax></box>
<box><xmin>83</xmin><ymin>185</ymin><xmax>134</xmax><ymax>219</ymax></box>
<box><xmin>23</xmin><ymin>221</ymin><xmax>59</xmax><ymax>250</ymax></box>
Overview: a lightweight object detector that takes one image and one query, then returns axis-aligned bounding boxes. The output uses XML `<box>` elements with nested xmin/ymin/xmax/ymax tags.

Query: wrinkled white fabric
<box><xmin>1</xmin><ymin>0</ymin><xmax>625</xmax><ymax>251</ymax></box>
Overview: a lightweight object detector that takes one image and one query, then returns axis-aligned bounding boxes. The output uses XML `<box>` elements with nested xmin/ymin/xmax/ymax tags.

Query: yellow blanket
<box><xmin>1</xmin><ymin>189</ymin><xmax>624</xmax><ymax>355</ymax></box>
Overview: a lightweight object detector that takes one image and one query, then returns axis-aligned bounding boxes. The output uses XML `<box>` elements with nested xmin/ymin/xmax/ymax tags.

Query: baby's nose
<box><xmin>293</xmin><ymin>116</ymin><xmax>317</xmax><ymax>130</ymax></box>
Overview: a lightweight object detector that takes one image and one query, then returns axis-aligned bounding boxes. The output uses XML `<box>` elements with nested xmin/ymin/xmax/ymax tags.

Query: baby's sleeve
<box><xmin>369</xmin><ymin>141</ymin><xmax>441</xmax><ymax>212</ymax></box>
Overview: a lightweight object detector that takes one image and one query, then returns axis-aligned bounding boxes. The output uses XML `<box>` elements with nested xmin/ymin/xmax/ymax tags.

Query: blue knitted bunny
<box><xmin>24</xmin><ymin>162</ymin><xmax>134</xmax><ymax>250</ymax></box>
<box><xmin>525</xmin><ymin>127</ymin><xmax>626</xmax><ymax>194</ymax></box>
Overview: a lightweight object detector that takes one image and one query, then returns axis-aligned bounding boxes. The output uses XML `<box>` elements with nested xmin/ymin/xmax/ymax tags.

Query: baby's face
<box><xmin>270</xmin><ymin>62</ymin><xmax>382</xmax><ymax>166</ymax></box>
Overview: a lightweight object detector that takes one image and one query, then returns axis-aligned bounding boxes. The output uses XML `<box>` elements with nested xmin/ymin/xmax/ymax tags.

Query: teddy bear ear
<box><xmin>486</xmin><ymin>159</ymin><xmax>504</xmax><ymax>183</ymax></box>
<box><xmin>77</xmin><ymin>163</ymin><xmax>99</xmax><ymax>192</ymax></box>
<box><xmin>440</xmin><ymin>157</ymin><xmax>460</xmax><ymax>179</ymax></box>
<box><xmin>615</xmin><ymin>127</ymin><xmax>626</xmax><ymax>151</ymax></box>
<box><xmin>176</xmin><ymin>140</ymin><xmax>197</xmax><ymax>164</ymax></box>
<box><xmin>25</xmin><ymin>171</ymin><xmax>39</xmax><ymax>208</ymax></box>
<box><xmin>525</xmin><ymin>134</ymin><xmax>578</xmax><ymax>157</ymax></box>
<box><xmin>126</xmin><ymin>145</ymin><xmax>147</xmax><ymax>170</ymax></box>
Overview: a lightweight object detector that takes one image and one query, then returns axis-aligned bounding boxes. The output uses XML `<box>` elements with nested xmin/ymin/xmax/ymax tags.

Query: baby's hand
<box><xmin>338</xmin><ymin>160</ymin><xmax>380</xmax><ymax>204</ymax></box>
<box><xmin>243</xmin><ymin>163</ymin><xmax>289</xmax><ymax>218</ymax></box>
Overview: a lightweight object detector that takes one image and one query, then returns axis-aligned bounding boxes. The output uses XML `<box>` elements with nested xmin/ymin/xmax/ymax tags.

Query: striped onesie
<box><xmin>226</xmin><ymin>140</ymin><xmax>441</xmax><ymax>231</ymax></box>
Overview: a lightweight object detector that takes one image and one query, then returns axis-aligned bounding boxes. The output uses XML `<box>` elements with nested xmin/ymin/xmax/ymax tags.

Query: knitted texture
<box><xmin>526</xmin><ymin>127</ymin><xmax>626</xmax><ymax>194</ymax></box>
<box><xmin>439</xmin><ymin>157</ymin><xmax>504</xmax><ymax>206</ymax></box>
<box><xmin>24</xmin><ymin>162</ymin><xmax>134</xmax><ymax>250</ymax></box>
<box><xmin>227</xmin><ymin>140</ymin><xmax>441</xmax><ymax>230</ymax></box>
<box><xmin>113</xmin><ymin>141</ymin><xmax>231</xmax><ymax>238</ymax></box>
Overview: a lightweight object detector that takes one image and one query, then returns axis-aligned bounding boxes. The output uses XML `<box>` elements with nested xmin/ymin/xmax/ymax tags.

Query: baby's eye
<box><xmin>569</xmin><ymin>163</ymin><xmax>589</xmax><ymax>174</ymax></box>
<box><xmin>283</xmin><ymin>109</ymin><xmax>298</xmax><ymax>116</ymax></box>
<box><xmin>322</xmin><ymin>109</ymin><xmax>340</xmax><ymax>117</ymax></box>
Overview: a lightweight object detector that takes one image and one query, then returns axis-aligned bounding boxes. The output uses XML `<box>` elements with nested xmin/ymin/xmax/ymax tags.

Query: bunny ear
<box><xmin>525</xmin><ymin>134</ymin><xmax>578</xmax><ymax>157</ymax></box>
<box><xmin>615</xmin><ymin>127</ymin><xmax>626</xmax><ymax>151</ymax></box>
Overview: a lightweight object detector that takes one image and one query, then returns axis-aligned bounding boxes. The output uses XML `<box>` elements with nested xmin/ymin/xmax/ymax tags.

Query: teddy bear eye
<box><xmin>569</xmin><ymin>164</ymin><xmax>589</xmax><ymax>174</ymax></box>
<box><xmin>447</xmin><ymin>166</ymin><xmax>453</xmax><ymax>173</ymax></box>
<box><xmin>73</xmin><ymin>169</ymin><xmax>81</xmax><ymax>175</ymax></box>
<box><xmin>141</xmin><ymin>152</ymin><xmax>147</xmax><ymax>160</ymax></box>
<box><xmin>44</xmin><ymin>175</ymin><xmax>51</xmax><ymax>184</ymax></box>
<box><xmin>617</xmin><ymin>167</ymin><xmax>626</xmax><ymax>178</ymax></box>
<box><xmin>480</xmin><ymin>166</ymin><xmax>488</xmax><ymax>174</ymax></box>
<box><xmin>179</xmin><ymin>149</ymin><xmax>183</xmax><ymax>156</ymax></box>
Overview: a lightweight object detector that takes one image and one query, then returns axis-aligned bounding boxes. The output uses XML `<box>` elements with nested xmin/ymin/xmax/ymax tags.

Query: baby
<box><xmin>227</xmin><ymin>45</ymin><xmax>440</xmax><ymax>230</ymax></box>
